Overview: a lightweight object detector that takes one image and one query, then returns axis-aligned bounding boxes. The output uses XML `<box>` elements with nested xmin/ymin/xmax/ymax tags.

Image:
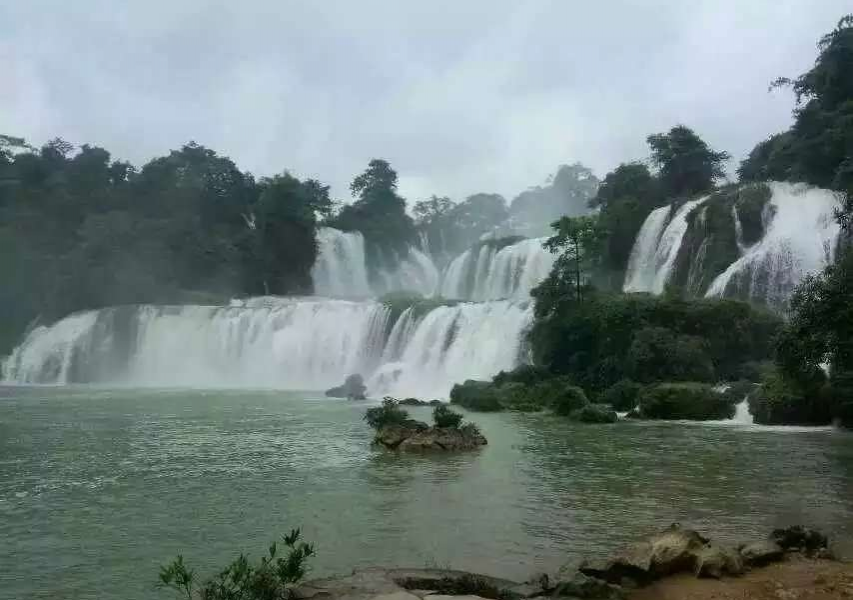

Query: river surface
<box><xmin>2</xmin><ymin>386</ymin><xmax>853</xmax><ymax>600</ymax></box>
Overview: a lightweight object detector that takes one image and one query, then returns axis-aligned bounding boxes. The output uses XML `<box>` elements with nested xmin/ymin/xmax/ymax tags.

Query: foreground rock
<box><xmin>574</xmin><ymin>523</ymin><xmax>832</xmax><ymax>585</ymax></box>
<box><xmin>294</xmin><ymin>568</ymin><xmax>523</xmax><ymax>600</ymax></box>
<box><xmin>326</xmin><ymin>374</ymin><xmax>368</xmax><ymax>400</ymax></box>
<box><xmin>375</xmin><ymin>423</ymin><xmax>487</xmax><ymax>452</ymax></box>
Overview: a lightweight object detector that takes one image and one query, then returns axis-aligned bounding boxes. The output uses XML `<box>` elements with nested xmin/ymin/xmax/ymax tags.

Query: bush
<box><xmin>433</xmin><ymin>405</ymin><xmax>463</xmax><ymax>428</ymax></box>
<box><xmin>450</xmin><ymin>380</ymin><xmax>503</xmax><ymax>411</ymax></box>
<box><xmin>637</xmin><ymin>382</ymin><xmax>735</xmax><ymax>420</ymax></box>
<box><xmin>627</xmin><ymin>327</ymin><xmax>715</xmax><ymax>383</ymax></box>
<box><xmin>459</xmin><ymin>422</ymin><xmax>483</xmax><ymax>438</ymax></box>
<box><xmin>529</xmin><ymin>292</ymin><xmax>781</xmax><ymax>394</ymax></box>
<box><xmin>600</xmin><ymin>379</ymin><xmax>642</xmax><ymax>412</ymax></box>
<box><xmin>363</xmin><ymin>397</ymin><xmax>410</xmax><ymax>430</ymax></box>
<box><xmin>158</xmin><ymin>529</ymin><xmax>314</xmax><ymax>600</ymax></box>
<box><xmin>568</xmin><ymin>403</ymin><xmax>618</xmax><ymax>423</ymax></box>
<box><xmin>551</xmin><ymin>385</ymin><xmax>589</xmax><ymax>416</ymax></box>
<box><xmin>748</xmin><ymin>368</ymin><xmax>833</xmax><ymax>425</ymax></box>
<box><xmin>492</xmin><ymin>364</ymin><xmax>552</xmax><ymax>386</ymax></box>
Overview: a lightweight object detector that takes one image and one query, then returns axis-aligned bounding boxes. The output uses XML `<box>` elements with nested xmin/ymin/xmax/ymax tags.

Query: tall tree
<box><xmin>533</xmin><ymin>215</ymin><xmax>604</xmax><ymax>313</ymax></box>
<box><xmin>589</xmin><ymin>162</ymin><xmax>663</xmax><ymax>279</ymax></box>
<box><xmin>739</xmin><ymin>15</ymin><xmax>853</xmax><ymax>227</ymax></box>
<box><xmin>333</xmin><ymin>159</ymin><xmax>416</xmax><ymax>261</ymax></box>
<box><xmin>647</xmin><ymin>126</ymin><xmax>730</xmax><ymax>198</ymax></box>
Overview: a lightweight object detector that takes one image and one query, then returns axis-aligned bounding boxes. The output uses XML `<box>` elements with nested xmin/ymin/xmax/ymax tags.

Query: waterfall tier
<box><xmin>439</xmin><ymin>238</ymin><xmax>556</xmax><ymax>301</ymax></box>
<box><xmin>704</xmin><ymin>182</ymin><xmax>841</xmax><ymax>309</ymax></box>
<box><xmin>623</xmin><ymin>196</ymin><xmax>709</xmax><ymax>293</ymax></box>
<box><xmin>623</xmin><ymin>182</ymin><xmax>842</xmax><ymax>309</ymax></box>
<box><xmin>312</xmin><ymin>228</ymin><xmax>439</xmax><ymax>298</ymax></box>
<box><xmin>1</xmin><ymin>297</ymin><xmax>532</xmax><ymax>398</ymax></box>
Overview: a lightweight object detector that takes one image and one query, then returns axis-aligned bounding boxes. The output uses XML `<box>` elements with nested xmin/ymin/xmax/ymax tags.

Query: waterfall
<box><xmin>438</xmin><ymin>238</ymin><xmax>555</xmax><ymax>301</ymax></box>
<box><xmin>311</xmin><ymin>228</ymin><xmax>372</xmax><ymax>298</ymax></box>
<box><xmin>313</xmin><ymin>227</ymin><xmax>439</xmax><ymax>298</ymax></box>
<box><xmin>2</xmin><ymin>297</ymin><xmax>532</xmax><ymax>398</ymax></box>
<box><xmin>731</xmin><ymin>400</ymin><xmax>755</xmax><ymax>425</ymax></box>
<box><xmin>376</xmin><ymin>247</ymin><xmax>440</xmax><ymax>297</ymax></box>
<box><xmin>623</xmin><ymin>206</ymin><xmax>671</xmax><ymax>292</ymax></box>
<box><xmin>623</xmin><ymin>197</ymin><xmax>708</xmax><ymax>293</ymax></box>
<box><xmin>705</xmin><ymin>182</ymin><xmax>841</xmax><ymax>309</ymax></box>
<box><xmin>367</xmin><ymin>300</ymin><xmax>533</xmax><ymax>398</ymax></box>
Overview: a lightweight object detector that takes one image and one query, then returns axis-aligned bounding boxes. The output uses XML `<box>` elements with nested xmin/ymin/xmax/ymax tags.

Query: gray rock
<box><xmin>325</xmin><ymin>374</ymin><xmax>368</xmax><ymax>400</ymax></box>
<box><xmin>552</xmin><ymin>573</ymin><xmax>625</xmax><ymax>599</ymax></box>
<box><xmin>693</xmin><ymin>544</ymin><xmax>744</xmax><ymax>579</ymax></box>
<box><xmin>374</xmin><ymin>426</ymin><xmax>487</xmax><ymax>452</ymax></box>
<box><xmin>770</xmin><ymin>526</ymin><xmax>828</xmax><ymax>555</ymax></box>
<box><xmin>578</xmin><ymin>524</ymin><xmax>708</xmax><ymax>583</ymax></box>
<box><xmin>739</xmin><ymin>540</ymin><xmax>785</xmax><ymax>566</ymax></box>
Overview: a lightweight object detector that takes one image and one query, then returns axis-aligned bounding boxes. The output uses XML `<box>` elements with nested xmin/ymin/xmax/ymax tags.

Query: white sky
<box><xmin>1</xmin><ymin>1</ymin><xmax>849</xmax><ymax>202</ymax></box>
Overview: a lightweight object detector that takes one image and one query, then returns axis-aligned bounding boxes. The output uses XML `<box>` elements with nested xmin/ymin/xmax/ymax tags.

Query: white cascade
<box><xmin>311</xmin><ymin>227</ymin><xmax>372</xmax><ymax>298</ymax></box>
<box><xmin>2</xmin><ymin>297</ymin><xmax>532</xmax><ymax>398</ymax></box>
<box><xmin>438</xmin><ymin>238</ymin><xmax>555</xmax><ymax>301</ymax></box>
<box><xmin>375</xmin><ymin>247</ymin><xmax>440</xmax><ymax>297</ymax></box>
<box><xmin>731</xmin><ymin>400</ymin><xmax>755</xmax><ymax>425</ymax></box>
<box><xmin>1</xmin><ymin>311</ymin><xmax>100</xmax><ymax>385</ymax></box>
<box><xmin>624</xmin><ymin>197</ymin><xmax>709</xmax><ymax>294</ymax></box>
<box><xmin>622</xmin><ymin>205</ymin><xmax>671</xmax><ymax>292</ymax></box>
<box><xmin>705</xmin><ymin>182</ymin><xmax>841</xmax><ymax>309</ymax></box>
<box><xmin>367</xmin><ymin>300</ymin><xmax>533</xmax><ymax>398</ymax></box>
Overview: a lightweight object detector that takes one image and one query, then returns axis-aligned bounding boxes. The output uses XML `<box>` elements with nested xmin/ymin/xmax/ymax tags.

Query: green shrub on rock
<box><xmin>636</xmin><ymin>382</ymin><xmax>735</xmax><ymax>420</ymax></box>
<box><xmin>748</xmin><ymin>368</ymin><xmax>833</xmax><ymax>425</ymax></box>
<box><xmin>551</xmin><ymin>385</ymin><xmax>589</xmax><ymax>416</ymax></box>
<box><xmin>433</xmin><ymin>405</ymin><xmax>464</xmax><ymax>428</ymax></box>
<box><xmin>492</xmin><ymin>364</ymin><xmax>553</xmax><ymax>386</ymax></box>
<box><xmin>600</xmin><ymin>379</ymin><xmax>642</xmax><ymax>412</ymax></box>
<box><xmin>364</xmin><ymin>397</ymin><xmax>410</xmax><ymax>430</ymax></box>
<box><xmin>568</xmin><ymin>403</ymin><xmax>617</xmax><ymax>423</ymax></box>
<box><xmin>627</xmin><ymin>327</ymin><xmax>715</xmax><ymax>383</ymax></box>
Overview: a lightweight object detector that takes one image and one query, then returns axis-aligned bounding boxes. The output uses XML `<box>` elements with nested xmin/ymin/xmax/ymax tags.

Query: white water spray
<box><xmin>311</xmin><ymin>228</ymin><xmax>372</xmax><ymax>298</ymax></box>
<box><xmin>624</xmin><ymin>197</ymin><xmax>708</xmax><ymax>293</ymax></box>
<box><xmin>439</xmin><ymin>238</ymin><xmax>555</xmax><ymax>301</ymax></box>
<box><xmin>705</xmin><ymin>182</ymin><xmax>841</xmax><ymax>309</ymax></box>
<box><xmin>2</xmin><ymin>297</ymin><xmax>532</xmax><ymax>398</ymax></box>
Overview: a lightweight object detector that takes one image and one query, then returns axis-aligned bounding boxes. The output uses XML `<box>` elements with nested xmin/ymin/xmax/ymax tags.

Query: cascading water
<box><xmin>438</xmin><ymin>238</ymin><xmax>555</xmax><ymax>301</ymax></box>
<box><xmin>312</xmin><ymin>227</ymin><xmax>439</xmax><ymax>298</ymax></box>
<box><xmin>705</xmin><ymin>182</ymin><xmax>841</xmax><ymax>309</ymax></box>
<box><xmin>2</xmin><ymin>297</ymin><xmax>532</xmax><ymax>398</ymax></box>
<box><xmin>375</xmin><ymin>247</ymin><xmax>440</xmax><ymax>297</ymax></box>
<box><xmin>311</xmin><ymin>228</ymin><xmax>372</xmax><ymax>298</ymax></box>
<box><xmin>623</xmin><ymin>197</ymin><xmax>709</xmax><ymax>293</ymax></box>
<box><xmin>622</xmin><ymin>205</ymin><xmax>671</xmax><ymax>292</ymax></box>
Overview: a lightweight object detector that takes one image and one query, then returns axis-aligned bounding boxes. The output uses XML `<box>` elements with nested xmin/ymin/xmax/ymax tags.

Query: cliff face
<box><xmin>669</xmin><ymin>184</ymin><xmax>771</xmax><ymax>297</ymax></box>
<box><xmin>623</xmin><ymin>182</ymin><xmax>841</xmax><ymax>312</ymax></box>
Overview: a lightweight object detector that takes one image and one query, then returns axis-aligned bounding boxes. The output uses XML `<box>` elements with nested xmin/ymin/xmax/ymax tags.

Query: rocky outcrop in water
<box><xmin>374</xmin><ymin>422</ymin><xmax>487</xmax><ymax>452</ymax></box>
<box><xmin>325</xmin><ymin>374</ymin><xmax>368</xmax><ymax>400</ymax></box>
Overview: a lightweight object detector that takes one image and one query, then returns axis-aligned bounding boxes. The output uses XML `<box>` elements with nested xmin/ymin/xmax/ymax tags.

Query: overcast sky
<box><xmin>1</xmin><ymin>1</ymin><xmax>849</xmax><ymax>203</ymax></box>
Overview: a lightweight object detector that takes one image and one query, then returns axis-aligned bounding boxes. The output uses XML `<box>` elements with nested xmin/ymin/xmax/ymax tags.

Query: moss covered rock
<box><xmin>600</xmin><ymin>379</ymin><xmax>642</xmax><ymax>412</ymax></box>
<box><xmin>636</xmin><ymin>382</ymin><xmax>736</xmax><ymax>420</ymax></box>
<box><xmin>569</xmin><ymin>403</ymin><xmax>618</xmax><ymax>423</ymax></box>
